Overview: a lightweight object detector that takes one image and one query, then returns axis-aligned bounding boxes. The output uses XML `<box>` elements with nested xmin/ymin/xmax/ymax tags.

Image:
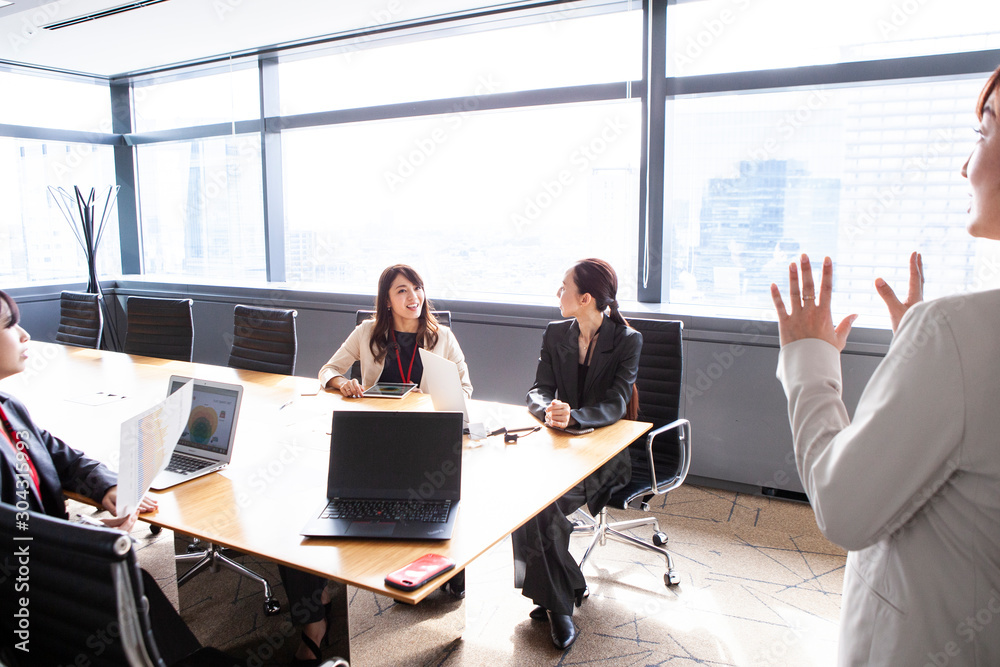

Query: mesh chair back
<box><xmin>228</xmin><ymin>305</ymin><xmax>298</xmax><ymax>375</ymax></box>
<box><xmin>55</xmin><ymin>290</ymin><xmax>103</xmax><ymax>349</ymax></box>
<box><xmin>0</xmin><ymin>504</ymin><xmax>165</xmax><ymax>667</ymax></box>
<box><xmin>617</xmin><ymin>318</ymin><xmax>684</xmax><ymax>501</ymax></box>
<box><xmin>351</xmin><ymin>310</ymin><xmax>452</xmax><ymax>380</ymax></box>
<box><xmin>124</xmin><ymin>297</ymin><xmax>194</xmax><ymax>362</ymax></box>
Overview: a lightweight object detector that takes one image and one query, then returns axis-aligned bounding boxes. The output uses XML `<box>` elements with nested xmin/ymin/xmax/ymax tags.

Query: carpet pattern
<box><xmin>92</xmin><ymin>484</ymin><xmax>846</xmax><ymax>666</ymax></box>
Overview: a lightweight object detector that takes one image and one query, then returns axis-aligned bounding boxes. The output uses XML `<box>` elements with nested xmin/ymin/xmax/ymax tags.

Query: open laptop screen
<box><xmin>168</xmin><ymin>378</ymin><xmax>240</xmax><ymax>456</ymax></box>
<box><xmin>327</xmin><ymin>411</ymin><xmax>463</xmax><ymax>501</ymax></box>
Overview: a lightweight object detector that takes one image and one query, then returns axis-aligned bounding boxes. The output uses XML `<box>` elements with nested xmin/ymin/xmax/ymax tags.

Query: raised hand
<box><xmin>770</xmin><ymin>254</ymin><xmax>857</xmax><ymax>351</ymax></box>
<box><xmin>875</xmin><ymin>251</ymin><xmax>923</xmax><ymax>333</ymax></box>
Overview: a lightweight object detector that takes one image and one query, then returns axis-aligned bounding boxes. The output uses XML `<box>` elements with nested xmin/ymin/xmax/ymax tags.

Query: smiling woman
<box><xmin>317</xmin><ymin>264</ymin><xmax>473</xmax><ymax>397</ymax></box>
<box><xmin>963</xmin><ymin>66</ymin><xmax>1000</xmax><ymax>240</ymax></box>
<box><xmin>769</xmin><ymin>65</ymin><xmax>1000</xmax><ymax>665</ymax></box>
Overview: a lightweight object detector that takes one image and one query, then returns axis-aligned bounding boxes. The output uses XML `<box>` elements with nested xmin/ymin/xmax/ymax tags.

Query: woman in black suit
<box><xmin>514</xmin><ymin>258</ymin><xmax>642</xmax><ymax>650</ymax></box>
<box><xmin>0</xmin><ymin>290</ymin><xmax>207</xmax><ymax>665</ymax></box>
<box><xmin>0</xmin><ymin>290</ymin><xmax>155</xmax><ymax>525</ymax></box>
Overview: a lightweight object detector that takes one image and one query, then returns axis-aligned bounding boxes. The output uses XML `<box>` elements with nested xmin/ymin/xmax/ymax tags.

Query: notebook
<box><xmin>150</xmin><ymin>376</ymin><xmax>244</xmax><ymax>490</ymax></box>
<box><xmin>301</xmin><ymin>410</ymin><xmax>464</xmax><ymax>540</ymax></box>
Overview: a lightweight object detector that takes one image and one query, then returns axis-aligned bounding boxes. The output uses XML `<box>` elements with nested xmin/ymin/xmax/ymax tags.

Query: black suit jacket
<box><xmin>526</xmin><ymin>317</ymin><xmax>642</xmax><ymax>513</ymax></box>
<box><xmin>0</xmin><ymin>392</ymin><xmax>116</xmax><ymax>518</ymax></box>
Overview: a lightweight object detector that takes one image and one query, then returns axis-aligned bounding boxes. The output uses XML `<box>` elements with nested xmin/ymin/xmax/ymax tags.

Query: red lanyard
<box><xmin>0</xmin><ymin>403</ymin><xmax>41</xmax><ymax>493</ymax></box>
<box><xmin>391</xmin><ymin>330</ymin><xmax>418</xmax><ymax>384</ymax></box>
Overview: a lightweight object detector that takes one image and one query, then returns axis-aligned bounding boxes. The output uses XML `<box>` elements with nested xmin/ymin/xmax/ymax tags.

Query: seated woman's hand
<box><xmin>98</xmin><ymin>487</ymin><xmax>157</xmax><ymax>532</ymax></box>
<box><xmin>770</xmin><ymin>254</ymin><xmax>857</xmax><ymax>351</ymax></box>
<box><xmin>335</xmin><ymin>378</ymin><xmax>364</xmax><ymax>398</ymax></box>
<box><xmin>544</xmin><ymin>400</ymin><xmax>572</xmax><ymax>429</ymax></box>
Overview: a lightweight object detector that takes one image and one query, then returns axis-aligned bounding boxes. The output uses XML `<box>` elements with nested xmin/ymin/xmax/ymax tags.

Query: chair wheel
<box><xmin>264</xmin><ymin>598</ymin><xmax>281</xmax><ymax>616</ymax></box>
<box><xmin>149</xmin><ymin>525</ymin><xmax>162</xmax><ymax>535</ymax></box>
<box><xmin>665</xmin><ymin>572</ymin><xmax>680</xmax><ymax>586</ymax></box>
<box><xmin>652</xmin><ymin>532</ymin><xmax>667</xmax><ymax>547</ymax></box>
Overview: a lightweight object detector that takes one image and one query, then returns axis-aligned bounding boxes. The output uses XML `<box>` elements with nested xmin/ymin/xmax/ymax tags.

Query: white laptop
<box><xmin>150</xmin><ymin>376</ymin><xmax>244</xmax><ymax>490</ymax></box>
<box><xmin>418</xmin><ymin>349</ymin><xmax>469</xmax><ymax>420</ymax></box>
<box><xmin>419</xmin><ymin>348</ymin><xmax>490</xmax><ymax>438</ymax></box>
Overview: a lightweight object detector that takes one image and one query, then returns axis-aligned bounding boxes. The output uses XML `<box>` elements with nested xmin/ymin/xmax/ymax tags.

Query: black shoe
<box><xmin>529</xmin><ymin>605</ymin><xmax>547</xmax><ymax>621</ymax></box>
<box><xmin>575</xmin><ymin>585</ymin><xmax>589</xmax><ymax>607</ymax></box>
<box><xmin>547</xmin><ymin>610</ymin><xmax>578</xmax><ymax>650</ymax></box>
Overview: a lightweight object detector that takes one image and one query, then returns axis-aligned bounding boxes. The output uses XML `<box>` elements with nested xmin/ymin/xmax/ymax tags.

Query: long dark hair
<box><xmin>368</xmin><ymin>264</ymin><xmax>440</xmax><ymax>363</ymax></box>
<box><xmin>0</xmin><ymin>290</ymin><xmax>20</xmax><ymax>329</ymax></box>
<box><xmin>570</xmin><ymin>258</ymin><xmax>640</xmax><ymax>420</ymax></box>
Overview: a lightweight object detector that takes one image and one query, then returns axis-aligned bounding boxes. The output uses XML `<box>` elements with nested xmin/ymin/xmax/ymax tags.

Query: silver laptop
<box><xmin>150</xmin><ymin>376</ymin><xmax>243</xmax><ymax>490</ymax></box>
<box><xmin>418</xmin><ymin>348</ymin><xmax>470</xmax><ymax>424</ymax></box>
<box><xmin>419</xmin><ymin>349</ymin><xmax>494</xmax><ymax>438</ymax></box>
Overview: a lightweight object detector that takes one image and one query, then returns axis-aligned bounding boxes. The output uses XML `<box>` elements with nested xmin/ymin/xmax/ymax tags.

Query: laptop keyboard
<box><xmin>322</xmin><ymin>498</ymin><xmax>452</xmax><ymax>523</ymax></box>
<box><xmin>164</xmin><ymin>452</ymin><xmax>211</xmax><ymax>475</ymax></box>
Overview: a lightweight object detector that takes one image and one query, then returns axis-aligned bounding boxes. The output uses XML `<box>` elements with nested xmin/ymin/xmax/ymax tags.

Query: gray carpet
<box><xmin>78</xmin><ymin>484</ymin><xmax>846</xmax><ymax>666</ymax></box>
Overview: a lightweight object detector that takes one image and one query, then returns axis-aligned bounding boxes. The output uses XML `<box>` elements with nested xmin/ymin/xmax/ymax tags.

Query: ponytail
<box><xmin>571</xmin><ymin>258</ymin><xmax>640</xmax><ymax>420</ymax></box>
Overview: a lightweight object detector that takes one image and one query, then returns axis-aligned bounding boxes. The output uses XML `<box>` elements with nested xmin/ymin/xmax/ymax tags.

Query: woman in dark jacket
<box><xmin>515</xmin><ymin>258</ymin><xmax>641</xmax><ymax>650</ymax></box>
<box><xmin>0</xmin><ymin>289</ymin><xmax>154</xmax><ymax>525</ymax></box>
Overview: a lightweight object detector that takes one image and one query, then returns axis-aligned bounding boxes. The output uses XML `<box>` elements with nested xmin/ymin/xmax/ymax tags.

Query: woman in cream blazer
<box><xmin>319</xmin><ymin>264</ymin><xmax>471</xmax><ymax>398</ymax></box>
<box><xmin>319</xmin><ymin>317</ymin><xmax>471</xmax><ymax>396</ymax></box>
<box><xmin>771</xmin><ymin>66</ymin><xmax>1000</xmax><ymax>665</ymax></box>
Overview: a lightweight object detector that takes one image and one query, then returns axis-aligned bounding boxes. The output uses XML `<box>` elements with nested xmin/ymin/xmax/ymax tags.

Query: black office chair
<box><xmin>55</xmin><ymin>290</ymin><xmax>104</xmax><ymax>349</ymax></box>
<box><xmin>0</xmin><ymin>503</ymin><xmax>233</xmax><ymax>667</ymax></box>
<box><xmin>350</xmin><ymin>309</ymin><xmax>452</xmax><ymax>381</ymax></box>
<box><xmin>227</xmin><ymin>305</ymin><xmax>298</xmax><ymax>375</ymax></box>
<box><xmin>124</xmin><ymin>296</ymin><xmax>194</xmax><ymax>362</ymax></box>
<box><xmin>571</xmin><ymin>318</ymin><xmax>692</xmax><ymax>587</ymax></box>
<box><xmin>174</xmin><ymin>537</ymin><xmax>282</xmax><ymax>617</ymax></box>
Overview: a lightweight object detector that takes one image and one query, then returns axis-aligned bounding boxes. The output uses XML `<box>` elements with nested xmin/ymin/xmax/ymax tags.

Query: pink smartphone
<box><xmin>385</xmin><ymin>553</ymin><xmax>456</xmax><ymax>591</ymax></box>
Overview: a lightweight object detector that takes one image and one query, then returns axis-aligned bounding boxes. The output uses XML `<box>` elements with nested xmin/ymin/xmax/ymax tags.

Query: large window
<box><xmin>132</xmin><ymin>65</ymin><xmax>260</xmax><ymax>133</ymax></box>
<box><xmin>279</xmin><ymin>10</ymin><xmax>641</xmax><ymax>116</ymax></box>
<box><xmin>0</xmin><ymin>69</ymin><xmax>110</xmax><ymax>133</ymax></box>
<box><xmin>667</xmin><ymin>0</ymin><xmax>1000</xmax><ymax>77</ymax></box>
<box><xmin>665</xmin><ymin>77</ymin><xmax>989</xmax><ymax>323</ymax></box>
<box><xmin>0</xmin><ymin>138</ymin><xmax>120</xmax><ymax>285</ymax></box>
<box><xmin>282</xmin><ymin>99</ymin><xmax>641</xmax><ymax>299</ymax></box>
<box><xmin>135</xmin><ymin>135</ymin><xmax>265</xmax><ymax>280</ymax></box>
<box><xmin>7</xmin><ymin>1</ymin><xmax>997</xmax><ymax>331</ymax></box>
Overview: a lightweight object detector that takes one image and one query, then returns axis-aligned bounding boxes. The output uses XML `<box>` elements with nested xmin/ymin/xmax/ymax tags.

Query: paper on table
<box><xmin>116</xmin><ymin>380</ymin><xmax>193</xmax><ymax>517</ymax></box>
<box><xmin>65</xmin><ymin>391</ymin><xmax>127</xmax><ymax>406</ymax></box>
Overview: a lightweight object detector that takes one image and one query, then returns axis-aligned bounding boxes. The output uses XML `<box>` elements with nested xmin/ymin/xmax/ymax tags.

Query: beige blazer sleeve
<box><xmin>775</xmin><ymin>301</ymin><xmax>964</xmax><ymax>551</ymax></box>
<box><xmin>318</xmin><ymin>320</ymin><xmax>383</xmax><ymax>389</ymax></box>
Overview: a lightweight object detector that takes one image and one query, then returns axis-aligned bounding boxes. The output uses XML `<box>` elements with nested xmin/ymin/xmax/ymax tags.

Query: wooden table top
<box><xmin>2</xmin><ymin>342</ymin><xmax>651</xmax><ymax>604</ymax></box>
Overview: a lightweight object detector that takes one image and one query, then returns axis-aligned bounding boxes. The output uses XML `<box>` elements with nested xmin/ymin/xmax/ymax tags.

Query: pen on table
<box><xmin>278</xmin><ymin>399</ymin><xmax>293</xmax><ymax>410</ymax></box>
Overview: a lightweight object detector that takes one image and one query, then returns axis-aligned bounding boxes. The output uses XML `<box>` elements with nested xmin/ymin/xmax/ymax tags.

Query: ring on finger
<box><xmin>802</xmin><ymin>293</ymin><xmax>815</xmax><ymax>300</ymax></box>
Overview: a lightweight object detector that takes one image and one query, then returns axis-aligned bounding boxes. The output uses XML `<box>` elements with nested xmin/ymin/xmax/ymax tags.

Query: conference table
<box><xmin>1</xmin><ymin>341</ymin><xmax>651</xmax><ymax>661</ymax></box>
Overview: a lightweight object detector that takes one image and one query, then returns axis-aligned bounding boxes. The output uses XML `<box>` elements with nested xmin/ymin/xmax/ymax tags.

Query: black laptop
<box><xmin>301</xmin><ymin>410</ymin><xmax>464</xmax><ymax>540</ymax></box>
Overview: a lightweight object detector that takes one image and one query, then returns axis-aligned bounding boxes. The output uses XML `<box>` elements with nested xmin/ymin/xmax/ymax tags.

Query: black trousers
<box><xmin>141</xmin><ymin>569</ymin><xmax>203</xmax><ymax>665</ymax></box>
<box><xmin>511</xmin><ymin>451</ymin><xmax>630</xmax><ymax>616</ymax></box>
<box><xmin>278</xmin><ymin>565</ymin><xmax>329</xmax><ymax>625</ymax></box>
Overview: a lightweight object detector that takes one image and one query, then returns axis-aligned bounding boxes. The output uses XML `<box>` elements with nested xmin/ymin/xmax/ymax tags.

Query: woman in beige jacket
<box><xmin>771</xmin><ymin>65</ymin><xmax>1000</xmax><ymax>665</ymax></box>
<box><xmin>319</xmin><ymin>264</ymin><xmax>472</xmax><ymax>398</ymax></box>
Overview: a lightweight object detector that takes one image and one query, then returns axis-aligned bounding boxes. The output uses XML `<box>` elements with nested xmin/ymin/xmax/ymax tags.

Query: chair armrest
<box><xmin>645</xmin><ymin>418</ymin><xmax>692</xmax><ymax>496</ymax></box>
